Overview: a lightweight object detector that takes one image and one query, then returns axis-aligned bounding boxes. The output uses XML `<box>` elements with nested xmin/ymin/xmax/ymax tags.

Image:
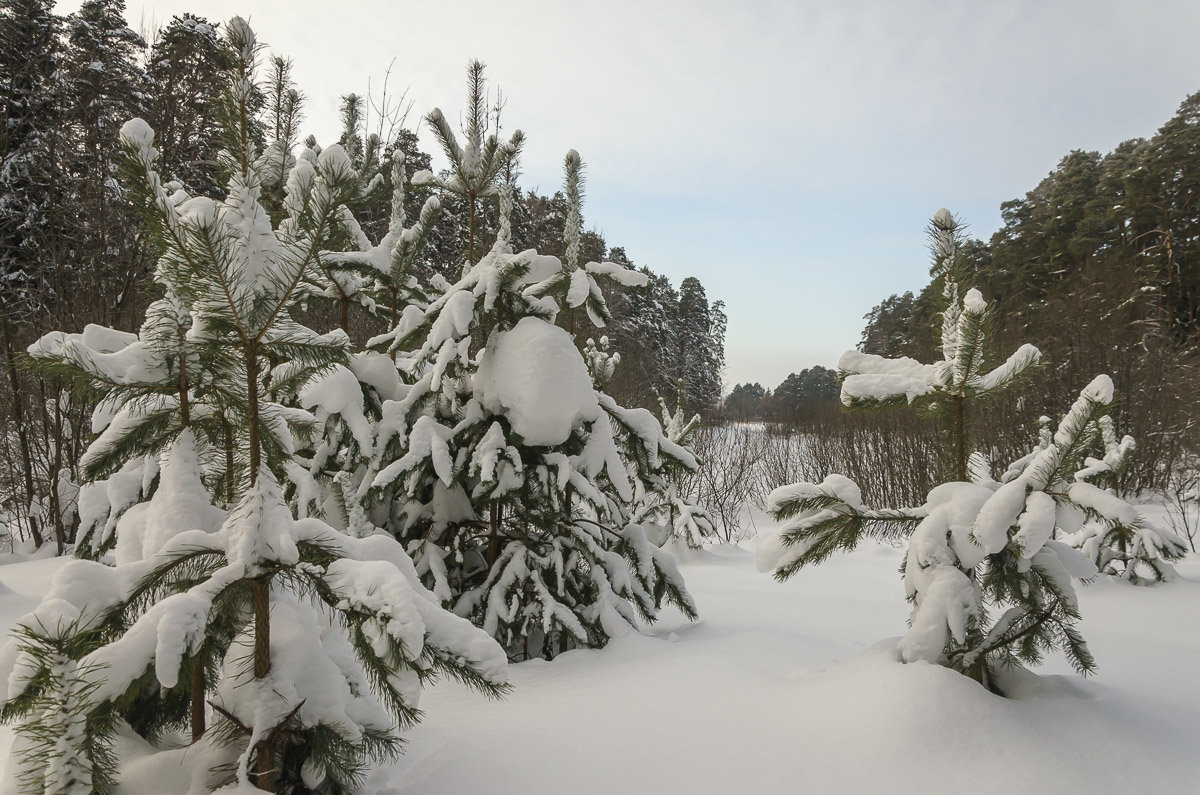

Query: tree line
<box><xmin>727</xmin><ymin>91</ymin><xmax>1200</xmax><ymax>498</ymax></box>
<box><xmin>859</xmin><ymin>95</ymin><xmax>1200</xmax><ymax>493</ymax></box>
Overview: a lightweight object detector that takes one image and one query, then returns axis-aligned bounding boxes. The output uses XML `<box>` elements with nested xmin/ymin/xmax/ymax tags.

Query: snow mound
<box><xmin>474</xmin><ymin>317</ymin><xmax>599</xmax><ymax>446</ymax></box>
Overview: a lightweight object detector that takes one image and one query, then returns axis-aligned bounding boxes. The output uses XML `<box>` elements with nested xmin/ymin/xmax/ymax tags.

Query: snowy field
<box><xmin>0</xmin><ymin>508</ymin><xmax>1197</xmax><ymax>794</ymax></box>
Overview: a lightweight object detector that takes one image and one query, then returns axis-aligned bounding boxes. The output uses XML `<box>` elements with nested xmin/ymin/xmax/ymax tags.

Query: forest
<box><xmin>724</xmin><ymin>97</ymin><xmax>1200</xmax><ymax>506</ymax></box>
<box><xmin>0</xmin><ymin>4</ymin><xmax>727</xmax><ymax>555</ymax></box>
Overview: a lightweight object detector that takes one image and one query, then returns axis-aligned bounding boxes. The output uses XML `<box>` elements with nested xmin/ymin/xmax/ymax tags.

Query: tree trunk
<box><xmin>222</xmin><ymin>418</ymin><xmax>235</xmax><ymax>505</ymax></box>
<box><xmin>487</xmin><ymin>503</ymin><xmax>502</xmax><ymax>566</ymax></box>
<box><xmin>252</xmin><ymin>575</ymin><xmax>274</xmax><ymax>790</ymax></box>
<box><xmin>245</xmin><ymin>345</ymin><xmax>275</xmax><ymax>791</ymax></box>
<box><xmin>2</xmin><ymin>321</ymin><xmax>43</xmax><ymax>548</ymax></box>
<box><xmin>466</xmin><ymin>196</ymin><xmax>476</xmax><ymax>275</ymax></box>
<box><xmin>954</xmin><ymin>395</ymin><xmax>967</xmax><ymax>482</ymax></box>
<box><xmin>190</xmin><ymin>661</ymin><xmax>206</xmax><ymax>742</ymax></box>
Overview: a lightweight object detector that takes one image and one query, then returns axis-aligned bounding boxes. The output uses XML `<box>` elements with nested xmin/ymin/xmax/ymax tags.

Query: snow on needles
<box><xmin>474</xmin><ymin>317</ymin><xmax>600</xmax><ymax>446</ymax></box>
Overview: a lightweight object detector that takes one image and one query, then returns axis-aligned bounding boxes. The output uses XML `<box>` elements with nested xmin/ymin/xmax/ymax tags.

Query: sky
<box><xmin>56</xmin><ymin>0</ymin><xmax>1200</xmax><ymax>390</ymax></box>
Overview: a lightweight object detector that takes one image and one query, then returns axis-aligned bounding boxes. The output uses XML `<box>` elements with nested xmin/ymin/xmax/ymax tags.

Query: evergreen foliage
<box><xmin>858</xmin><ymin>94</ymin><xmax>1200</xmax><ymax>491</ymax></box>
<box><xmin>761</xmin><ymin>212</ymin><xmax>1188</xmax><ymax>692</ymax></box>
<box><xmin>3</xmin><ymin>19</ymin><xmax>509</xmax><ymax>792</ymax></box>
<box><xmin>365</xmin><ymin>145</ymin><xmax>698</xmax><ymax>659</ymax></box>
<box><xmin>412</xmin><ymin>60</ymin><xmax>524</xmax><ymax>274</ymax></box>
<box><xmin>839</xmin><ymin>210</ymin><xmax>1040</xmax><ymax>481</ymax></box>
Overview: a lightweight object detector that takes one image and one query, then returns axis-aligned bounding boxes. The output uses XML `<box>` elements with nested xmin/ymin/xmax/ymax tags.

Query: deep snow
<box><xmin>0</xmin><ymin>511</ymin><xmax>1197</xmax><ymax>794</ymax></box>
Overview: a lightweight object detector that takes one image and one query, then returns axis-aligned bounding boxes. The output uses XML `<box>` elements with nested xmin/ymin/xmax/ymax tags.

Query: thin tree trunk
<box><xmin>245</xmin><ymin>345</ymin><xmax>275</xmax><ymax>790</ymax></box>
<box><xmin>466</xmin><ymin>196</ymin><xmax>476</xmax><ymax>275</ymax></box>
<box><xmin>954</xmin><ymin>395</ymin><xmax>967</xmax><ymax>482</ymax></box>
<box><xmin>190</xmin><ymin>661</ymin><xmax>206</xmax><ymax>742</ymax></box>
<box><xmin>222</xmin><ymin>418</ymin><xmax>235</xmax><ymax>505</ymax></box>
<box><xmin>487</xmin><ymin>503</ymin><xmax>502</xmax><ymax>566</ymax></box>
<box><xmin>252</xmin><ymin>575</ymin><xmax>273</xmax><ymax>789</ymax></box>
<box><xmin>48</xmin><ymin>389</ymin><xmax>64</xmax><ymax>555</ymax></box>
<box><xmin>2</xmin><ymin>321</ymin><xmax>43</xmax><ymax>547</ymax></box>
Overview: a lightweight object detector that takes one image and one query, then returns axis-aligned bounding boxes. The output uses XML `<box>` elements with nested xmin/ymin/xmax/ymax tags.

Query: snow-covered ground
<box><xmin>0</xmin><ymin>510</ymin><xmax>1197</xmax><ymax>794</ymax></box>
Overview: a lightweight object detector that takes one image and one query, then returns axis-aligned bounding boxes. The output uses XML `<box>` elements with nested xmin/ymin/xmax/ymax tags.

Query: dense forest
<box><xmin>727</xmin><ymin>91</ymin><xmax>1200</xmax><ymax>498</ymax></box>
<box><xmin>0</xmin><ymin>1</ymin><xmax>726</xmax><ymax>552</ymax></box>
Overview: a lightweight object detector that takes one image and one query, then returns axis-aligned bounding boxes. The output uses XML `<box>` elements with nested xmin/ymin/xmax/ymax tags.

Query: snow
<box><xmin>299</xmin><ymin>364</ymin><xmax>375</xmax><ymax>455</ymax></box>
<box><xmin>584</xmin><ymin>259</ymin><xmax>650</xmax><ymax>287</ymax></box>
<box><xmin>978</xmin><ymin>343</ymin><xmax>1041</xmax><ymax>392</ymax></box>
<box><xmin>118</xmin><ymin>118</ymin><xmax>155</xmax><ymax>151</ymax></box>
<box><xmin>378</xmin><ymin>532</ymin><xmax>1200</xmax><ymax>794</ymax></box>
<box><xmin>113</xmin><ymin>431</ymin><xmax>223</xmax><ymax>565</ymax></box>
<box><xmin>474</xmin><ymin>317</ymin><xmax>600</xmax><ymax>446</ymax></box>
<box><xmin>1082</xmin><ymin>373</ymin><xmax>1115</xmax><ymax>404</ymax></box>
<box><xmin>838</xmin><ymin>351</ymin><xmax>938</xmax><ymax>405</ymax></box>
<box><xmin>841</xmin><ymin>373</ymin><xmax>933</xmax><ymax>404</ymax></box>
<box><xmin>0</xmin><ymin>510</ymin><xmax>1198</xmax><ymax>792</ymax></box>
<box><xmin>962</xmin><ymin>287</ymin><xmax>987</xmax><ymax>313</ymax></box>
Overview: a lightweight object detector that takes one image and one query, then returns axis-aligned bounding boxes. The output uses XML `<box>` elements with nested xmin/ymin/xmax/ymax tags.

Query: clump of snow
<box><xmin>119</xmin><ymin>118</ymin><xmax>155</xmax><ymax>150</ymax></box>
<box><xmin>1081</xmin><ymin>373</ymin><xmax>1114</xmax><ymax>404</ymax></box>
<box><xmin>474</xmin><ymin>317</ymin><xmax>599</xmax><ymax>445</ymax></box>
<box><xmin>962</xmin><ymin>288</ymin><xmax>986</xmax><ymax>313</ymax></box>
<box><xmin>113</xmin><ymin>430</ymin><xmax>224</xmax><ymax>565</ymax></box>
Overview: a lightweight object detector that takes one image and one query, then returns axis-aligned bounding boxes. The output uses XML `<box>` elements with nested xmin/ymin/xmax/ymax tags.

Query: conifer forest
<box><xmin>0</xmin><ymin>3</ymin><xmax>1197</xmax><ymax>793</ymax></box>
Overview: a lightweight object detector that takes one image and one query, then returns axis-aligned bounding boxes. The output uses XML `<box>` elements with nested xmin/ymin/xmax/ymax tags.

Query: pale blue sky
<box><xmin>58</xmin><ymin>0</ymin><xmax>1200</xmax><ymax>390</ymax></box>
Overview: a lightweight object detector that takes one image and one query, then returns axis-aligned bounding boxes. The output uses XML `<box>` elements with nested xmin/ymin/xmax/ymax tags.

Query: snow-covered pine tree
<box><xmin>1061</xmin><ymin>416</ymin><xmax>1187</xmax><ymax>583</ymax></box>
<box><xmin>838</xmin><ymin>209</ymin><xmax>1040</xmax><ymax>480</ymax></box>
<box><xmin>322</xmin><ymin>141</ymin><xmax>441</xmax><ymax>334</ymax></box>
<box><xmin>675</xmin><ymin>277</ymin><xmax>725</xmax><ymax>416</ymax></box>
<box><xmin>143</xmin><ymin>14</ymin><xmax>229</xmax><ymax>198</ymax></box>
<box><xmin>288</xmin><ymin>147</ymin><xmax>443</xmax><ymax>535</ymax></box>
<box><xmin>28</xmin><ymin>292</ymin><xmax>204</xmax><ymax>559</ymax></box>
<box><xmin>63</xmin><ymin>0</ymin><xmax>148</xmax><ymax>319</ymax></box>
<box><xmin>3</xmin><ymin>19</ymin><xmax>509</xmax><ymax>792</ymax></box>
<box><xmin>366</xmin><ymin>151</ymin><xmax>696</xmax><ymax>659</ymax></box>
<box><xmin>759</xmin><ymin>378</ymin><xmax>1137</xmax><ymax>691</ymax></box>
<box><xmin>607</xmin><ymin>266</ymin><xmax>681</xmax><ymax>407</ymax></box>
<box><xmin>412</xmin><ymin>60</ymin><xmax>524</xmax><ymax>274</ymax></box>
<box><xmin>760</xmin><ymin>212</ymin><xmax>1188</xmax><ymax>691</ymax></box>
<box><xmin>626</xmin><ymin>381</ymin><xmax>715</xmax><ymax>547</ymax></box>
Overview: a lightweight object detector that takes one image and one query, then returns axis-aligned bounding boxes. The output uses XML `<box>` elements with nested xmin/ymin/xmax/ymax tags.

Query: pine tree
<box><xmin>143</xmin><ymin>14</ymin><xmax>229</xmax><ymax>198</ymax></box>
<box><xmin>759</xmin><ymin>211</ymin><xmax>1188</xmax><ymax>692</ymax></box>
<box><xmin>675</xmin><ymin>276</ymin><xmax>724</xmax><ymax>415</ymax></box>
<box><xmin>367</xmin><ymin>153</ymin><xmax>696</xmax><ymax>659</ymax></box>
<box><xmin>63</xmin><ymin>0</ymin><xmax>149</xmax><ymax>325</ymax></box>
<box><xmin>1064</xmin><ymin>416</ymin><xmax>1187</xmax><ymax>583</ymax></box>
<box><xmin>838</xmin><ymin>209</ymin><xmax>1040</xmax><ymax>481</ymax></box>
<box><xmin>412</xmin><ymin>60</ymin><xmax>524</xmax><ymax>274</ymax></box>
<box><xmin>3</xmin><ymin>19</ymin><xmax>509</xmax><ymax>792</ymax></box>
<box><xmin>608</xmin><ymin>267</ymin><xmax>680</xmax><ymax>407</ymax></box>
<box><xmin>1</xmin><ymin>0</ymin><xmax>70</xmax><ymax>550</ymax></box>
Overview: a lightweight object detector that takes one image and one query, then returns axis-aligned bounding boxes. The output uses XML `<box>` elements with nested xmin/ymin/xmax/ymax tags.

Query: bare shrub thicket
<box><xmin>659</xmin><ymin>392</ymin><xmax>1193</xmax><ymax>545</ymax></box>
<box><xmin>679</xmin><ymin>424</ymin><xmax>766</xmax><ymax>541</ymax></box>
<box><xmin>680</xmin><ymin>411</ymin><xmax>939</xmax><ymax>541</ymax></box>
<box><xmin>1164</xmin><ymin>462</ymin><xmax>1199</xmax><ymax>552</ymax></box>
